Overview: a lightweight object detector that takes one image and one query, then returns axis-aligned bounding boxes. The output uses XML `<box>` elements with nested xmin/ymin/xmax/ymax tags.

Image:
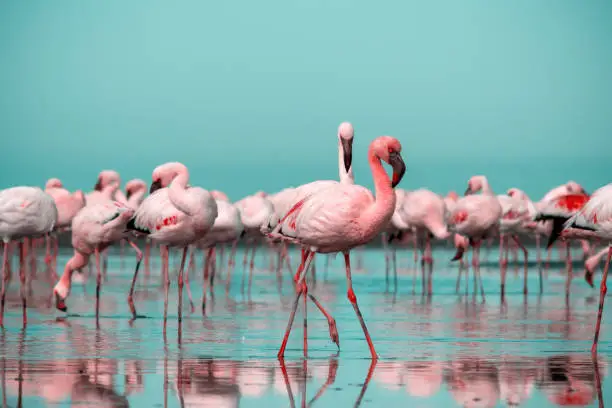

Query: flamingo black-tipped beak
<box><xmin>55</xmin><ymin>292</ymin><xmax>67</xmax><ymax>312</ymax></box>
<box><xmin>546</xmin><ymin>217</ymin><xmax>567</xmax><ymax>249</ymax></box>
<box><xmin>341</xmin><ymin>138</ymin><xmax>353</xmax><ymax>173</ymax></box>
<box><xmin>94</xmin><ymin>177</ymin><xmax>103</xmax><ymax>192</ymax></box>
<box><xmin>149</xmin><ymin>179</ymin><xmax>162</xmax><ymax>194</ymax></box>
<box><xmin>464</xmin><ymin>187</ymin><xmax>472</xmax><ymax>196</ymax></box>
<box><xmin>389</xmin><ymin>152</ymin><xmax>406</xmax><ymax>188</ymax></box>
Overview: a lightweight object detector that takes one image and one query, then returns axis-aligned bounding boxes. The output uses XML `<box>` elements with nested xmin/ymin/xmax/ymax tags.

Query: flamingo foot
<box><xmin>585</xmin><ymin>269</ymin><xmax>595</xmax><ymax>288</ymax></box>
<box><xmin>451</xmin><ymin>247</ymin><xmax>465</xmax><ymax>262</ymax></box>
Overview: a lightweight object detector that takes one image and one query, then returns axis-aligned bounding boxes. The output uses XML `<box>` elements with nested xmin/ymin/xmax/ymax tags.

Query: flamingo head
<box><xmin>211</xmin><ymin>190</ymin><xmax>230</xmax><ymax>202</ymax></box>
<box><xmin>372</xmin><ymin>136</ymin><xmax>405</xmax><ymax>188</ymax></box>
<box><xmin>446</xmin><ymin>191</ymin><xmax>459</xmax><ymax>202</ymax></box>
<box><xmin>94</xmin><ymin>170</ymin><xmax>121</xmax><ymax>192</ymax></box>
<box><xmin>338</xmin><ymin>122</ymin><xmax>354</xmax><ymax>173</ymax></box>
<box><xmin>45</xmin><ymin>178</ymin><xmax>63</xmax><ymax>189</ymax></box>
<box><xmin>465</xmin><ymin>175</ymin><xmax>488</xmax><ymax>195</ymax></box>
<box><xmin>125</xmin><ymin>179</ymin><xmax>147</xmax><ymax>200</ymax></box>
<box><xmin>566</xmin><ymin>180</ymin><xmax>588</xmax><ymax>196</ymax></box>
<box><xmin>254</xmin><ymin>191</ymin><xmax>267</xmax><ymax>198</ymax></box>
<box><xmin>150</xmin><ymin>162</ymin><xmax>187</xmax><ymax>193</ymax></box>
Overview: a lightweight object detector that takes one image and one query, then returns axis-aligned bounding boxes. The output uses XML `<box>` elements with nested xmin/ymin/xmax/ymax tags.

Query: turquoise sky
<box><xmin>1</xmin><ymin>0</ymin><xmax>611</xmax><ymax>200</ymax></box>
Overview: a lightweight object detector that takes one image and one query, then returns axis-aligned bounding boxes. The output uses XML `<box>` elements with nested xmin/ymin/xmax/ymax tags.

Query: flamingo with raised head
<box><xmin>125</xmin><ymin>179</ymin><xmax>147</xmax><ymax>210</ymax></box>
<box><xmin>0</xmin><ymin>186</ymin><xmax>57</xmax><ymax>326</ymax></box>
<box><xmin>127</xmin><ymin>162</ymin><xmax>218</xmax><ymax>332</ymax></box>
<box><xmin>270</xmin><ymin>135</ymin><xmax>406</xmax><ymax>360</ymax></box>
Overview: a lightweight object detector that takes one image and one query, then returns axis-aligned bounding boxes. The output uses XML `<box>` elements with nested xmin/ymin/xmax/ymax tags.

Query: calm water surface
<box><xmin>1</xmin><ymin>246</ymin><xmax>611</xmax><ymax>407</ymax></box>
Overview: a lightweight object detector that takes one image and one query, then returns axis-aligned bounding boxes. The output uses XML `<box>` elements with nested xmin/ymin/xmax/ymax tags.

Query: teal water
<box><xmin>1</xmin><ymin>246</ymin><xmax>611</xmax><ymax>407</ymax></box>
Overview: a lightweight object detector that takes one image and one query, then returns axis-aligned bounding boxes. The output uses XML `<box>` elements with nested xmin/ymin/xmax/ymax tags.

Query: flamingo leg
<box><xmin>184</xmin><ymin>249</ymin><xmax>195</xmax><ymax>313</ymax></box>
<box><xmin>278</xmin><ymin>250</ymin><xmax>315</xmax><ymax>359</ymax></box>
<box><xmin>162</xmin><ymin>245</ymin><xmax>170</xmax><ymax>336</ymax></box>
<box><xmin>592</xmin><ymin>245</ymin><xmax>612</xmax><ymax>355</ymax></box>
<box><xmin>391</xmin><ymin>246</ymin><xmax>398</xmax><ymax>292</ymax></box>
<box><xmin>0</xmin><ymin>242</ymin><xmax>10</xmax><ymax>327</ymax></box>
<box><xmin>95</xmin><ymin>248</ymin><xmax>102</xmax><ymax>323</ymax></box>
<box><xmin>248</xmin><ymin>244</ymin><xmax>256</xmax><ymax>296</ymax></box>
<box><xmin>44</xmin><ymin>235</ymin><xmax>52</xmax><ymax>266</ymax></box>
<box><xmin>18</xmin><ymin>240</ymin><xmax>27</xmax><ymax>326</ymax></box>
<box><xmin>511</xmin><ymin>235</ymin><xmax>529</xmax><ymax>294</ymax></box>
<box><xmin>225</xmin><ymin>241</ymin><xmax>238</xmax><ymax>296</ymax></box>
<box><xmin>303</xmin><ymin>279</ymin><xmax>308</xmax><ymax>358</ymax></box>
<box><xmin>210</xmin><ymin>246</ymin><xmax>217</xmax><ymax>292</ymax></box>
<box><xmin>344</xmin><ymin>252</ymin><xmax>377</xmax><ymax>359</ymax></box>
<box><xmin>120</xmin><ymin>239</ymin><xmax>126</xmax><ymax>270</ymax></box>
<box><xmin>202</xmin><ymin>247</ymin><xmax>213</xmax><ymax>314</ymax></box>
<box><xmin>177</xmin><ymin>247</ymin><xmax>188</xmax><ymax>324</ymax></box>
<box><xmin>144</xmin><ymin>241</ymin><xmax>151</xmax><ymax>277</ymax></box>
<box><xmin>126</xmin><ymin>241</ymin><xmax>143</xmax><ymax>319</ymax></box>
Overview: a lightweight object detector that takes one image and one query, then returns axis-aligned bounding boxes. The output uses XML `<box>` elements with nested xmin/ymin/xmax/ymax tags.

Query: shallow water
<box><xmin>1</xmin><ymin>245</ymin><xmax>611</xmax><ymax>407</ymax></box>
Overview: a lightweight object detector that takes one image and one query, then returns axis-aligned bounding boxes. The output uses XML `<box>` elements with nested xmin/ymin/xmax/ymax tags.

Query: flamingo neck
<box><xmin>358</xmin><ymin>150</ymin><xmax>396</xmax><ymax>238</ymax></box>
<box><xmin>480</xmin><ymin>179</ymin><xmax>494</xmax><ymax>195</ymax></box>
<box><xmin>168</xmin><ymin>167</ymin><xmax>196</xmax><ymax>216</ymax></box>
<box><xmin>338</xmin><ymin>140</ymin><xmax>354</xmax><ymax>185</ymax></box>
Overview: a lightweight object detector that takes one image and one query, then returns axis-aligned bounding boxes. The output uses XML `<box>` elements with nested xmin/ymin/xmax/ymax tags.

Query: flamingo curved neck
<box><xmin>358</xmin><ymin>150</ymin><xmax>396</xmax><ymax>238</ymax></box>
<box><xmin>167</xmin><ymin>169</ymin><xmax>195</xmax><ymax>216</ymax></box>
<box><xmin>338</xmin><ymin>140</ymin><xmax>354</xmax><ymax>184</ymax></box>
<box><xmin>480</xmin><ymin>179</ymin><xmax>493</xmax><ymax>195</ymax></box>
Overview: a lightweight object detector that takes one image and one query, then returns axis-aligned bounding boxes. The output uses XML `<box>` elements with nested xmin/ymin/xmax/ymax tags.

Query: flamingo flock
<box><xmin>0</xmin><ymin>122</ymin><xmax>611</xmax><ymax>360</ymax></box>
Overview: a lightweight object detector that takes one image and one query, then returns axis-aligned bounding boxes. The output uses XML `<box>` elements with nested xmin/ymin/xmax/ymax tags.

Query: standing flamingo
<box><xmin>448</xmin><ymin>176</ymin><xmax>502</xmax><ymax>299</ymax></box>
<box><xmin>127</xmin><ymin>162</ymin><xmax>218</xmax><ymax>333</ymax></box>
<box><xmin>234</xmin><ymin>193</ymin><xmax>275</xmax><ymax>287</ymax></box>
<box><xmin>555</xmin><ymin>183</ymin><xmax>612</xmax><ymax>354</ymax></box>
<box><xmin>196</xmin><ymin>195</ymin><xmax>244</xmax><ymax>312</ymax></box>
<box><xmin>270</xmin><ymin>135</ymin><xmax>406</xmax><ymax>359</ymax></box>
<box><xmin>0</xmin><ymin>186</ymin><xmax>57</xmax><ymax>326</ymax></box>
<box><xmin>52</xmin><ymin>196</ymin><xmax>140</xmax><ymax>321</ymax></box>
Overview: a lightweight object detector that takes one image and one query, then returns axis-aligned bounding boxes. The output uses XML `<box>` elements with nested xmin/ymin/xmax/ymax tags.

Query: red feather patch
<box><xmin>555</xmin><ymin>194</ymin><xmax>589</xmax><ymax>212</ymax></box>
<box><xmin>155</xmin><ymin>215</ymin><xmax>178</xmax><ymax>231</ymax></box>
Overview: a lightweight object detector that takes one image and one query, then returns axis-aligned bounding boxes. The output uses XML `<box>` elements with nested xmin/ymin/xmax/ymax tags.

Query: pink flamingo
<box><xmin>125</xmin><ymin>179</ymin><xmax>147</xmax><ymax>209</ymax></box>
<box><xmin>0</xmin><ymin>186</ymin><xmax>58</xmax><ymax>326</ymax></box>
<box><xmin>121</xmin><ymin>179</ymin><xmax>148</xmax><ymax>269</ymax></box>
<box><xmin>196</xmin><ymin>195</ymin><xmax>244</xmax><ymax>312</ymax></box>
<box><xmin>555</xmin><ymin>183</ymin><xmax>612</xmax><ymax>354</ymax></box>
<box><xmin>398</xmin><ymin>189</ymin><xmax>450</xmax><ymax>264</ymax></box>
<box><xmin>535</xmin><ymin>190</ymin><xmax>590</xmax><ymax>295</ymax></box>
<box><xmin>234</xmin><ymin>193</ymin><xmax>275</xmax><ymax>286</ymax></box>
<box><xmin>536</xmin><ymin>181</ymin><xmax>590</xmax><ymax>267</ymax></box>
<box><xmin>127</xmin><ymin>162</ymin><xmax>218</xmax><ymax>332</ymax></box>
<box><xmin>86</xmin><ymin>170</ymin><xmax>127</xmax><ymax>205</ymax></box>
<box><xmin>270</xmin><ymin>135</ymin><xmax>406</xmax><ymax>360</ymax></box>
<box><xmin>445</xmin><ymin>192</ymin><xmax>469</xmax><ymax>265</ymax></box>
<box><xmin>44</xmin><ymin>178</ymin><xmax>86</xmax><ymax>271</ymax></box>
<box><xmin>52</xmin><ymin>195</ymin><xmax>140</xmax><ymax>321</ymax></box>
<box><xmin>448</xmin><ymin>175</ymin><xmax>502</xmax><ymax>299</ymax></box>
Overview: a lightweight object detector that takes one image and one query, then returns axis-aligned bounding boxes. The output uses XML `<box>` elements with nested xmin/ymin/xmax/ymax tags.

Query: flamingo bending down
<box><xmin>53</xmin><ymin>198</ymin><xmax>140</xmax><ymax>320</ymax></box>
<box><xmin>535</xmin><ymin>190</ymin><xmax>590</xmax><ymax>295</ymax></box>
<box><xmin>398</xmin><ymin>189</ymin><xmax>450</xmax><ymax>265</ymax></box>
<box><xmin>0</xmin><ymin>186</ymin><xmax>57</xmax><ymax>326</ymax></box>
<box><xmin>44</xmin><ymin>178</ymin><xmax>86</xmax><ymax>270</ymax></box>
<box><xmin>557</xmin><ymin>184</ymin><xmax>612</xmax><ymax>354</ymax></box>
<box><xmin>234</xmin><ymin>193</ymin><xmax>275</xmax><ymax>286</ymax></box>
<box><xmin>270</xmin><ymin>135</ymin><xmax>406</xmax><ymax>359</ymax></box>
<box><xmin>127</xmin><ymin>162</ymin><xmax>218</xmax><ymax>331</ymax></box>
<box><xmin>448</xmin><ymin>176</ymin><xmax>502</xmax><ymax>299</ymax></box>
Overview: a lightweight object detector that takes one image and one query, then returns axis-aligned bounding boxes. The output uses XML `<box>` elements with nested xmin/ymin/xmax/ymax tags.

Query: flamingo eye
<box><xmin>388</xmin><ymin>147</ymin><xmax>394</xmax><ymax>154</ymax></box>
